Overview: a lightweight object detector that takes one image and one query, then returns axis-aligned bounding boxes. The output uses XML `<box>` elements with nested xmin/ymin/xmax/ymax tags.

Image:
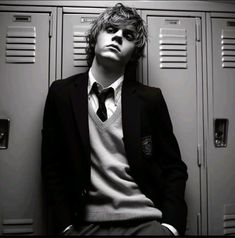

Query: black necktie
<box><xmin>92</xmin><ymin>83</ymin><xmax>114</xmax><ymax>121</ymax></box>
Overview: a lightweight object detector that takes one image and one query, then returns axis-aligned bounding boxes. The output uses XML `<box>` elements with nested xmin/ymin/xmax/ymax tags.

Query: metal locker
<box><xmin>62</xmin><ymin>8</ymin><xmax>104</xmax><ymax>79</ymax></box>
<box><xmin>144</xmin><ymin>15</ymin><xmax>203</xmax><ymax>235</ymax></box>
<box><xmin>207</xmin><ymin>16</ymin><xmax>235</xmax><ymax>235</ymax></box>
<box><xmin>0</xmin><ymin>11</ymin><xmax>50</xmax><ymax>235</ymax></box>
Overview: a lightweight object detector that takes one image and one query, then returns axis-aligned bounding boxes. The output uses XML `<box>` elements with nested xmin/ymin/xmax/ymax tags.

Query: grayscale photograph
<box><xmin>0</xmin><ymin>0</ymin><xmax>235</xmax><ymax>236</ymax></box>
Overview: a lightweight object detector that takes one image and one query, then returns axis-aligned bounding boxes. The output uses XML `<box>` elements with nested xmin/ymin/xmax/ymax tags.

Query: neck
<box><xmin>91</xmin><ymin>57</ymin><xmax>125</xmax><ymax>88</ymax></box>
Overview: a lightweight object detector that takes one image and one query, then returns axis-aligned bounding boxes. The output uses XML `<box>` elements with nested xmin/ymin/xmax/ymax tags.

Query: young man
<box><xmin>41</xmin><ymin>3</ymin><xmax>188</xmax><ymax>236</ymax></box>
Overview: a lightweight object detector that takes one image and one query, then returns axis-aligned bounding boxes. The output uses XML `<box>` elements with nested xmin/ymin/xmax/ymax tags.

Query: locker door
<box><xmin>62</xmin><ymin>10</ymin><xmax>103</xmax><ymax>78</ymax></box>
<box><xmin>208</xmin><ymin>17</ymin><xmax>235</xmax><ymax>235</ymax></box>
<box><xmin>0</xmin><ymin>12</ymin><xmax>50</xmax><ymax>235</ymax></box>
<box><xmin>146</xmin><ymin>16</ymin><xmax>202</xmax><ymax>235</ymax></box>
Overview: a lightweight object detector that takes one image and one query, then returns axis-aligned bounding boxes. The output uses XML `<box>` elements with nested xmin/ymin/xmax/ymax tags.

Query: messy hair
<box><xmin>85</xmin><ymin>3</ymin><xmax>148</xmax><ymax>67</ymax></box>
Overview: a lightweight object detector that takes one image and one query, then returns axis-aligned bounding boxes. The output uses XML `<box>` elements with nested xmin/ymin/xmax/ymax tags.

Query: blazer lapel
<box><xmin>70</xmin><ymin>72</ymin><xmax>90</xmax><ymax>160</ymax></box>
<box><xmin>122</xmin><ymin>79</ymin><xmax>142</xmax><ymax>168</ymax></box>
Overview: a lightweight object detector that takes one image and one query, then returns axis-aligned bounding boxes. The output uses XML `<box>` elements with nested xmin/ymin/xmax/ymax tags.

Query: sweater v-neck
<box><xmin>88</xmin><ymin>98</ymin><xmax>122</xmax><ymax>131</ymax></box>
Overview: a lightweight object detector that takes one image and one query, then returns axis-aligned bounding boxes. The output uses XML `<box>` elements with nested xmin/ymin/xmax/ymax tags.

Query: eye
<box><xmin>105</xmin><ymin>26</ymin><xmax>117</xmax><ymax>34</ymax></box>
<box><xmin>124</xmin><ymin>31</ymin><xmax>136</xmax><ymax>41</ymax></box>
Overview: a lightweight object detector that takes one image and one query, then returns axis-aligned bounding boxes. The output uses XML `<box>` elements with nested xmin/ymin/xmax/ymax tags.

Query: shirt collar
<box><xmin>88</xmin><ymin>68</ymin><xmax>124</xmax><ymax>105</ymax></box>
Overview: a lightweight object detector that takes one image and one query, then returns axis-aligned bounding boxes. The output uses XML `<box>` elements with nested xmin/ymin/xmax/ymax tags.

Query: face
<box><xmin>94</xmin><ymin>24</ymin><xmax>137</xmax><ymax>66</ymax></box>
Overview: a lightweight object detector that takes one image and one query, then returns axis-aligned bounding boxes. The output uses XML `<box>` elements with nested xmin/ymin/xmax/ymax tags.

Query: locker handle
<box><xmin>0</xmin><ymin>119</ymin><xmax>10</xmax><ymax>150</ymax></box>
<box><xmin>0</xmin><ymin>132</ymin><xmax>5</xmax><ymax>141</ymax></box>
<box><xmin>214</xmin><ymin>119</ymin><xmax>229</xmax><ymax>148</ymax></box>
<box><xmin>13</xmin><ymin>15</ymin><xmax>31</xmax><ymax>22</ymax></box>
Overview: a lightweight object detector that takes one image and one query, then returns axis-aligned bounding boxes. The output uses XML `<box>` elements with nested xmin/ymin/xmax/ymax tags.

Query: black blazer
<box><xmin>41</xmin><ymin>71</ymin><xmax>188</xmax><ymax>235</ymax></box>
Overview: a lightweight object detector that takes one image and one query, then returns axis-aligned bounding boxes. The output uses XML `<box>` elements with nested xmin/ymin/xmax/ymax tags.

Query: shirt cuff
<box><xmin>161</xmin><ymin>223</ymin><xmax>179</xmax><ymax>236</ymax></box>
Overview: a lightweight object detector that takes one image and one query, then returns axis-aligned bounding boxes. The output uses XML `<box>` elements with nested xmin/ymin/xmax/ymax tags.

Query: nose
<box><xmin>112</xmin><ymin>29</ymin><xmax>123</xmax><ymax>45</ymax></box>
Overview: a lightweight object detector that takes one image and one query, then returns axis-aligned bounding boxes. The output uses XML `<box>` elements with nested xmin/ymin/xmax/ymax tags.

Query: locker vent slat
<box><xmin>221</xmin><ymin>29</ymin><xmax>235</xmax><ymax>68</ymax></box>
<box><xmin>73</xmin><ymin>28</ymin><xmax>88</xmax><ymax>67</ymax></box>
<box><xmin>3</xmin><ymin>219</ymin><xmax>33</xmax><ymax>225</ymax></box>
<box><xmin>224</xmin><ymin>204</ymin><xmax>235</xmax><ymax>235</ymax></box>
<box><xmin>2</xmin><ymin>218</ymin><xmax>34</xmax><ymax>234</ymax></box>
<box><xmin>2</xmin><ymin>228</ymin><xmax>34</xmax><ymax>234</ymax></box>
<box><xmin>159</xmin><ymin>28</ymin><xmax>187</xmax><ymax>69</ymax></box>
<box><xmin>6</xmin><ymin>26</ymin><xmax>36</xmax><ymax>64</ymax></box>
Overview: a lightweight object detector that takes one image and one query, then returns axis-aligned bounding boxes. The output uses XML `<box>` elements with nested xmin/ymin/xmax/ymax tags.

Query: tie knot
<box><xmin>92</xmin><ymin>82</ymin><xmax>114</xmax><ymax>102</ymax></box>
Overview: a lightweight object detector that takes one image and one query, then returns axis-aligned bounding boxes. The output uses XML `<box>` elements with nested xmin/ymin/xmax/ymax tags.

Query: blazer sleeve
<box><xmin>153</xmin><ymin>89</ymin><xmax>188</xmax><ymax>235</ymax></box>
<box><xmin>41</xmin><ymin>82</ymin><xmax>72</xmax><ymax>233</ymax></box>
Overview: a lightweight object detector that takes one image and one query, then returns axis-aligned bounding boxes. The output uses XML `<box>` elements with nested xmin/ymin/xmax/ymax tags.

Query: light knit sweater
<box><xmin>83</xmin><ymin>97</ymin><xmax>162</xmax><ymax>222</ymax></box>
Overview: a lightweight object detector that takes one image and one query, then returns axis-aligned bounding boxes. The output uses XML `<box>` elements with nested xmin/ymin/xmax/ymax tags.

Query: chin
<box><xmin>100</xmin><ymin>53</ymin><xmax>121</xmax><ymax>63</ymax></box>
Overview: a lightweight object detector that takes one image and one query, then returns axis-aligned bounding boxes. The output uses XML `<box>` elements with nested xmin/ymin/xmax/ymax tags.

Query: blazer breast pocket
<box><xmin>141</xmin><ymin>135</ymin><xmax>152</xmax><ymax>159</ymax></box>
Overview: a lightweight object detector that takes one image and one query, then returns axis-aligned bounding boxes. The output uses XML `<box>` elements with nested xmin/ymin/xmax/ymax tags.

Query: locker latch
<box><xmin>214</xmin><ymin>119</ymin><xmax>229</xmax><ymax>147</ymax></box>
<box><xmin>0</xmin><ymin>119</ymin><xmax>10</xmax><ymax>150</ymax></box>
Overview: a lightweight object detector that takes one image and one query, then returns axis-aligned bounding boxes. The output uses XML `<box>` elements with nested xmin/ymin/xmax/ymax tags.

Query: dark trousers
<box><xmin>70</xmin><ymin>220</ymin><xmax>174</xmax><ymax>236</ymax></box>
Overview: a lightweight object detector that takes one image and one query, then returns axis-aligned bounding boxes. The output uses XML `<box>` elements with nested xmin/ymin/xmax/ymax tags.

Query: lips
<box><xmin>107</xmin><ymin>44</ymin><xmax>121</xmax><ymax>52</ymax></box>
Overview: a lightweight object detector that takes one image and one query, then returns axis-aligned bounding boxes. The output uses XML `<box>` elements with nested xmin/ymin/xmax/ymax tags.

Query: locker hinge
<box><xmin>196</xmin><ymin>18</ymin><xmax>201</xmax><ymax>42</ymax></box>
<box><xmin>197</xmin><ymin>213</ymin><xmax>202</xmax><ymax>235</ymax></box>
<box><xmin>197</xmin><ymin>144</ymin><xmax>202</xmax><ymax>167</ymax></box>
<box><xmin>49</xmin><ymin>15</ymin><xmax>53</xmax><ymax>38</ymax></box>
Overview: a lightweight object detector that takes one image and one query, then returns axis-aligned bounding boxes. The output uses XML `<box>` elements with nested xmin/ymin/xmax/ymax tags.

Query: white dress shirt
<box><xmin>88</xmin><ymin>69</ymin><xmax>123</xmax><ymax>119</ymax></box>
